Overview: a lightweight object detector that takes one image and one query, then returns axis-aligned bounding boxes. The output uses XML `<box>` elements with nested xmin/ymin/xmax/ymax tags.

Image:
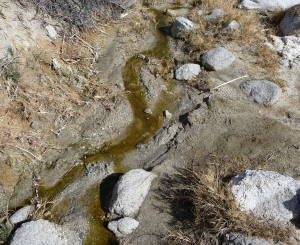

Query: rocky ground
<box><xmin>0</xmin><ymin>0</ymin><xmax>300</xmax><ymax>244</ymax></box>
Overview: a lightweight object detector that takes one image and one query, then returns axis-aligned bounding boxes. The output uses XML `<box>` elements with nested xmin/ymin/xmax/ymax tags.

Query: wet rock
<box><xmin>224</xmin><ymin>233</ymin><xmax>272</xmax><ymax>245</ymax></box>
<box><xmin>205</xmin><ymin>9</ymin><xmax>225</xmax><ymax>22</ymax></box>
<box><xmin>9</xmin><ymin>205</ymin><xmax>34</xmax><ymax>225</ymax></box>
<box><xmin>144</xmin><ymin>108</ymin><xmax>153</xmax><ymax>114</ymax></box>
<box><xmin>9</xmin><ymin>219</ymin><xmax>81</xmax><ymax>245</ymax></box>
<box><xmin>109</xmin><ymin>169</ymin><xmax>157</xmax><ymax>217</ymax></box>
<box><xmin>171</xmin><ymin>17</ymin><xmax>194</xmax><ymax>38</ymax></box>
<box><xmin>280</xmin><ymin>5</ymin><xmax>300</xmax><ymax>36</ymax></box>
<box><xmin>202</xmin><ymin>47</ymin><xmax>236</xmax><ymax>71</ymax></box>
<box><xmin>51</xmin><ymin>161</ymin><xmax>113</xmax><ymax>239</ymax></box>
<box><xmin>137</xmin><ymin>54</ymin><xmax>146</xmax><ymax>59</ymax></box>
<box><xmin>167</xmin><ymin>8</ymin><xmax>189</xmax><ymax>17</ymax></box>
<box><xmin>174</xmin><ymin>64</ymin><xmax>201</xmax><ymax>81</ymax></box>
<box><xmin>223</xmin><ymin>20</ymin><xmax>240</xmax><ymax>31</ymax></box>
<box><xmin>240</xmin><ymin>80</ymin><xmax>282</xmax><ymax>105</ymax></box>
<box><xmin>239</xmin><ymin>0</ymin><xmax>300</xmax><ymax>11</ymax></box>
<box><xmin>45</xmin><ymin>25</ymin><xmax>57</xmax><ymax>39</ymax></box>
<box><xmin>139</xmin><ymin>64</ymin><xmax>166</xmax><ymax>109</ymax></box>
<box><xmin>108</xmin><ymin>217</ymin><xmax>139</xmax><ymax>238</ymax></box>
<box><xmin>163</xmin><ymin>110</ymin><xmax>172</xmax><ymax>119</ymax></box>
<box><xmin>230</xmin><ymin>170</ymin><xmax>300</xmax><ymax>223</ymax></box>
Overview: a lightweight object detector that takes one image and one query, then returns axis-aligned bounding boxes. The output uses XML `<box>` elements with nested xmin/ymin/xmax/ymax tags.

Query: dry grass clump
<box><xmin>0</xmin><ymin>30</ymin><xmax>115</xmax><ymax>165</ymax></box>
<box><xmin>22</xmin><ymin>0</ymin><xmax>124</xmax><ymax>29</ymax></box>
<box><xmin>166</xmin><ymin>157</ymin><xmax>293</xmax><ymax>245</ymax></box>
<box><xmin>185</xmin><ymin>0</ymin><xmax>279</xmax><ymax>72</ymax></box>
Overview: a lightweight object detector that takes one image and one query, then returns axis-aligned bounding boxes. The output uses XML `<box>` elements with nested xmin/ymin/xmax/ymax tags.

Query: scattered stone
<box><xmin>108</xmin><ymin>217</ymin><xmax>139</xmax><ymax>238</ymax></box>
<box><xmin>174</xmin><ymin>64</ymin><xmax>201</xmax><ymax>80</ymax></box>
<box><xmin>154</xmin><ymin>123</ymin><xmax>179</xmax><ymax>145</ymax></box>
<box><xmin>264</xmin><ymin>42</ymin><xmax>275</xmax><ymax>50</ymax></box>
<box><xmin>109</xmin><ymin>169</ymin><xmax>157</xmax><ymax>217</ymax></box>
<box><xmin>9</xmin><ymin>219</ymin><xmax>81</xmax><ymax>245</ymax></box>
<box><xmin>202</xmin><ymin>47</ymin><xmax>236</xmax><ymax>71</ymax></box>
<box><xmin>197</xmin><ymin>10</ymin><xmax>204</xmax><ymax>16</ymax></box>
<box><xmin>230</xmin><ymin>170</ymin><xmax>300</xmax><ymax>223</ymax></box>
<box><xmin>223</xmin><ymin>20</ymin><xmax>240</xmax><ymax>31</ymax></box>
<box><xmin>240</xmin><ymin>80</ymin><xmax>282</xmax><ymax>105</ymax></box>
<box><xmin>171</xmin><ymin>17</ymin><xmax>194</xmax><ymax>38</ymax></box>
<box><xmin>119</xmin><ymin>0</ymin><xmax>137</xmax><ymax>9</ymax></box>
<box><xmin>163</xmin><ymin>110</ymin><xmax>172</xmax><ymax>119</ymax></box>
<box><xmin>137</xmin><ymin>54</ymin><xmax>146</xmax><ymax>59</ymax></box>
<box><xmin>45</xmin><ymin>25</ymin><xmax>57</xmax><ymax>40</ymax></box>
<box><xmin>280</xmin><ymin>5</ymin><xmax>300</xmax><ymax>36</ymax></box>
<box><xmin>9</xmin><ymin>205</ymin><xmax>34</xmax><ymax>225</ymax></box>
<box><xmin>204</xmin><ymin>9</ymin><xmax>225</xmax><ymax>22</ymax></box>
<box><xmin>224</xmin><ymin>233</ymin><xmax>272</xmax><ymax>245</ymax></box>
<box><xmin>166</xmin><ymin>8</ymin><xmax>189</xmax><ymax>17</ymax></box>
<box><xmin>144</xmin><ymin>108</ymin><xmax>153</xmax><ymax>114</ymax></box>
<box><xmin>52</xmin><ymin>58</ymin><xmax>61</xmax><ymax>71</ymax></box>
<box><xmin>239</xmin><ymin>0</ymin><xmax>300</xmax><ymax>11</ymax></box>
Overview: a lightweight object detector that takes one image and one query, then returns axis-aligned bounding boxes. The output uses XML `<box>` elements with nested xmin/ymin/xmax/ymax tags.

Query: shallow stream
<box><xmin>40</xmin><ymin>9</ymin><xmax>172</xmax><ymax>245</ymax></box>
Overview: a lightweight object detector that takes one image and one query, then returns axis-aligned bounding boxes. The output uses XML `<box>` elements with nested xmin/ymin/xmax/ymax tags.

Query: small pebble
<box><xmin>144</xmin><ymin>108</ymin><xmax>152</xmax><ymax>114</ymax></box>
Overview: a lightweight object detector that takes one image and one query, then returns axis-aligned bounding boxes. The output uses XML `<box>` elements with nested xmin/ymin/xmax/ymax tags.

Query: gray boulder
<box><xmin>9</xmin><ymin>219</ymin><xmax>81</xmax><ymax>245</ymax></box>
<box><xmin>202</xmin><ymin>47</ymin><xmax>236</xmax><ymax>71</ymax></box>
<box><xmin>108</xmin><ymin>217</ymin><xmax>139</xmax><ymax>237</ymax></box>
<box><xmin>240</xmin><ymin>80</ymin><xmax>282</xmax><ymax>105</ymax></box>
<box><xmin>239</xmin><ymin>0</ymin><xmax>300</xmax><ymax>11</ymax></box>
<box><xmin>171</xmin><ymin>17</ymin><xmax>194</xmax><ymax>38</ymax></box>
<box><xmin>109</xmin><ymin>169</ymin><xmax>157</xmax><ymax>217</ymax></box>
<box><xmin>205</xmin><ymin>9</ymin><xmax>225</xmax><ymax>21</ymax></box>
<box><xmin>230</xmin><ymin>170</ymin><xmax>300</xmax><ymax>223</ymax></box>
<box><xmin>223</xmin><ymin>20</ymin><xmax>240</xmax><ymax>31</ymax></box>
<box><xmin>280</xmin><ymin>5</ymin><xmax>300</xmax><ymax>36</ymax></box>
<box><xmin>9</xmin><ymin>205</ymin><xmax>34</xmax><ymax>225</ymax></box>
<box><xmin>224</xmin><ymin>233</ymin><xmax>272</xmax><ymax>245</ymax></box>
<box><xmin>174</xmin><ymin>64</ymin><xmax>201</xmax><ymax>80</ymax></box>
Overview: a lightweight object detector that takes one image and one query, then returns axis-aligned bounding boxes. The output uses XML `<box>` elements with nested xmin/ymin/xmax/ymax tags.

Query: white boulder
<box><xmin>240</xmin><ymin>80</ymin><xmax>282</xmax><ymax>105</ymax></box>
<box><xmin>239</xmin><ymin>0</ymin><xmax>300</xmax><ymax>11</ymax></box>
<box><xmin>108</xmin><ymin>217</ymin><xmax>139</xmax><ymax>237</ymax></box>
<box><xmin>109</xmin><ymin>169</ymin><xmax>157</xmax><ymax>217</ymax></box>
<box><xmin>202</xmin><ymin>47</ymin><xmax>236</xmax><ymax>71</ymax></box>
<box><xmin>9</xmin><ymin>205</ymin><xmax>34</xmax><ymax>225</ymax></box>
<box><xmin>171</xmin><ymin>17</ymin><xmax>194</xmax><ymax>38</ymax></box>
<box><xmin>9</xmin><ymin>219</ymin><xmax>81</xmax><ymax>245</ymax></box>
<box><xmin>230</xmin><ymin>170</ymin><xmax>300</xmax><ymax>223</ymax></box>
<box><xmin>174</xmin><ymin>64</ymin><xmax>201</xmax><ymax>80</ymax></box>
<box><xmin>45</xmin><ymin>25</ymin><xmax>57</xmax><ymax>40</ymax></box>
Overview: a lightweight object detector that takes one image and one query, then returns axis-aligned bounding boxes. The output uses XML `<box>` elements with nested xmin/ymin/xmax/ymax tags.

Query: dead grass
<box><xmin>0</xmin><ymin>29</ymin><xmax>115</xmax><ymax>166</ymax></box>
<box><xmin>166</xmin><ymin>156</ymin><xmax>293</xmax><ymax>245</ymax></box>
<box><xmin>185</xmin><ymin>0</ymin><xmax>279</xmax><ymax>74</ymax></box>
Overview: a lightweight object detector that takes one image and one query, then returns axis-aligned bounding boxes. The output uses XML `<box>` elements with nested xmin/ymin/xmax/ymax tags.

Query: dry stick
<box><xmin>17</xmin><ymin>147</ymin><xmax>39</xmax><ymax>160</ymax></box>
<box><xmin>211</xmin><ymin>75</ymin><xmax>249</xmax><ymax>90</ymax></box>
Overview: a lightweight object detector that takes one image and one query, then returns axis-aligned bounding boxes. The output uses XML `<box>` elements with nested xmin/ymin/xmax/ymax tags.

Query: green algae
<box><xmin>82</xmin><ymin>9</ymin><xmax>171</xmax><ymax>245</ymax></box>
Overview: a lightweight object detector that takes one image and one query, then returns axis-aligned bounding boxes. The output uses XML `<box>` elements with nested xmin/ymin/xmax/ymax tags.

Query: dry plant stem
<box><xmin>16</xmin><ymin>147</ymin><xmax>39</xmax><ymax>160</ymax></box>
<box><xmin>211</xmin><ymin>75</ymin><xmax>249</xmax><ymax>90</ymax></box>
